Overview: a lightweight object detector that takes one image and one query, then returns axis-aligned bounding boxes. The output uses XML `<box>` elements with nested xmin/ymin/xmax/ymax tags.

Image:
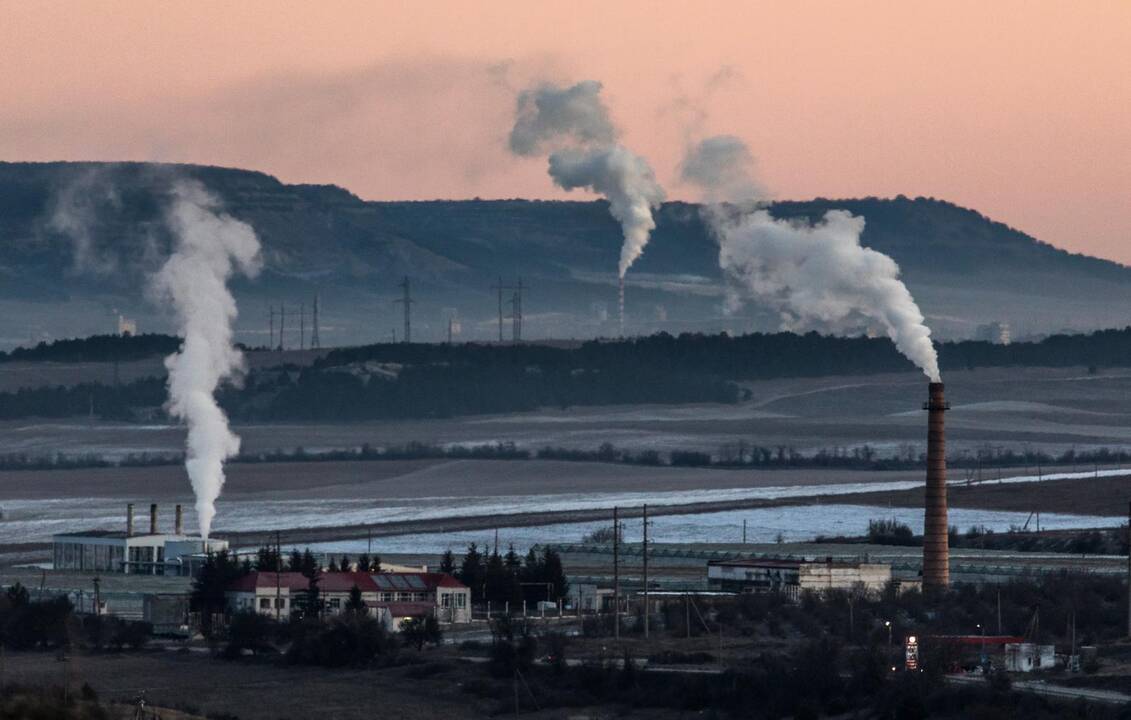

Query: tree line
<box><xmin>441</xmin><ymin>543</ymin><xmax>569</xmax><ymax>606</ymax></box>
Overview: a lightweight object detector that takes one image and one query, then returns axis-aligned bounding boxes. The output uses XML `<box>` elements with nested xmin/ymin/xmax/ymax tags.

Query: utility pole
<box><xmin>393</xmin><ymin>276</ymin><xmax>413</xmax><ymax>343</ymax></box>
<box><xmin>643</xmin><ymin>503</ymin><xmax>650</xmax><ymax>640</ymax></box>
<box><xmin>299</xmin><ymin>302</ymin><xmax>305</xmax><ymax>350</ymax></box>
<box><xmin>275</xmin><ymin>530</ymin><xmax>282</xmax><ymax>622</ymax></box>
<box><xmin>310</xmin><ymin>293</ymin><xmax>321</xmax><ymax>349</ymax></box>
<box><xmin>742</xmin><ymin>518</ymin><xmax>747</xmax><ymax>544</ymax></box>
<box><xmin>278</xmin><ymin>305</ymin><xmax>286</xmax><ymax>350</ymax></box>
<box><xmin>613</xmin><ymin>506</ymin><xmax>620</xmax><ymax>641</ymax></box>
<box><xmin>268</xmin><ymin>306</ymin><xmax>275</xmax><ymax>349</ymax></box>
<box><xmin>447</xmin><ymin>316</ymin><xmax>453</xmax><ymax>345</ymax></box>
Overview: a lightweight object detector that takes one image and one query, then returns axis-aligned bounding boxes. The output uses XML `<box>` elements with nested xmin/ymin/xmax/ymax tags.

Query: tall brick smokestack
<box><xmin>922</xmin><ymin>382</ymin><xmax>949</xmax><ymax>589</ymax></box>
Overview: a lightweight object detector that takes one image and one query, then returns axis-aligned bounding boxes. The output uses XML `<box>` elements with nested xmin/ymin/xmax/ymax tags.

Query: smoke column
<box><xmin>510</xmin><ymin>81</ymin><xmax>665</xmax><ymax>332</ymax></box>
<box><xmin>683</xmin><ymin>135</ymin><xmax>940</xmax><ymax>381</ymax></box>
<box><xmin>152</xmin><ymin>181</ymin><xmax>262</xmax><ymax>538</ymax></box>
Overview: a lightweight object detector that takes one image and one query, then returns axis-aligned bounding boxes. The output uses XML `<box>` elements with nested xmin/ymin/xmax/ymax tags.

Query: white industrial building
<box><xmin>707</xmin><ymin>558</ymin><xmax>892</xmax><ymax>598</ymax></box>
<box><xmin>52</xmin><ymin>503</ymin><xmax>228</xmax><ymax>576</ymax></box>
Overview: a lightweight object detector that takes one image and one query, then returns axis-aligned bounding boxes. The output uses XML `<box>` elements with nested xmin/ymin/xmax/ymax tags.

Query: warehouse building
<box><xmin>52</xmin><ymin>503</ymin><xmax>228</xmax><ymax>575</ymax></box>
<box><xmin>707</xmin><ymin>558</ymin><xmax>891</xmax><ymax>598</ymax></box>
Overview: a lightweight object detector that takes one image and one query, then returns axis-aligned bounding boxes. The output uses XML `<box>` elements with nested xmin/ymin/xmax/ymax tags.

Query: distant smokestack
<box><xmin>149</xmin><ymin>503</ymin><xmax>158</xmax><ymax>535</ymax></box>
<box><xmin>175</xmin><ymin>504</ymin><xmax>184</xmax><ymax>535</ymax></box>
<box><xmin>922</xmin><ymin>382</ymin><xmax>949</xmax><ymax>590</ymax></box>
<box><xmin>126</xmin><ymin>503</ymin><xmax>134</xmax><ymax>537</ymax></box>
<box><xmin>618</xmin><ymin>277</ymin><xmax>625</xmax><ymax>337</ymax></box>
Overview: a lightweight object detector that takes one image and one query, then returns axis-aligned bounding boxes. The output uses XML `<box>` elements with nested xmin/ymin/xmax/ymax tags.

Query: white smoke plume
<box><xmin>716</xmin><ymin>209</ymin><xmax>941</xmax><ymax>382</ymax></box>
<box><xmin>682</xmin><ymin>133</ymin><xmax>940</xmax><ymax>380</ymax></box>
<box><xmin>509</xmin><ymin>81</ymin><xmax>665</xmax><ymax>279</ymax></box>
<box><xmin>152</xmin><ymin>181</ymin><xmax>262</xmax><ymax>538</ymax></box>
<box><xmin>679</xmin><ymin>134</ymin><xmax>762</xmax><ymax>205</ymax></box>
<box><xmin>549</xmin><ymin>145</ymin><xmax>665</xmax><ymax>277</ymax></box>
<box><xmin>508</xmin><ymin>80</ymin><xmax>617</xmax><ymax>157</ymax></box>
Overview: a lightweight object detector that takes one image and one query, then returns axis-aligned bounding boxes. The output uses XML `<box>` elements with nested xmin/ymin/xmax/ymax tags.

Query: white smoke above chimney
<box><xmin>509</xmin><ymin>80</ymin><xmax>665</xmax><ymax>325</ymax></box>
<box><xmin>682</xmin><ymin>134</ymin><xmax>940</xmax><ymax>381</ymax></box>
<box><xmin>151</xmin><ymin>180</ymin><xmax>262</xmax><ymax>538</ymax></box>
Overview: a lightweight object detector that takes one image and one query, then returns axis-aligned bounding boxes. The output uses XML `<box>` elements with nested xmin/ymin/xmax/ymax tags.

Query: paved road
<box><xmin>948</xmin><ymin>673</ymin><xmax>1131</xmax><ymax>705</ymax></box>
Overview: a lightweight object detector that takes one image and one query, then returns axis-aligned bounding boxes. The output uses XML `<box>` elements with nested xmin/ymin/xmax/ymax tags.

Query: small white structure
<box><xmin>1004</xmin><ymin>643</ymin><xmax>1056</xmax><ymax>672</ymax></box>
<box><xmin>707</xmin><ymin>558</ymin><xmax>891</xmax><ymax>599</ymax></box>
<box><xmin>52</xmin><ymin>503</ymin><xmax>228</xmax><ymax>575</ymax></box>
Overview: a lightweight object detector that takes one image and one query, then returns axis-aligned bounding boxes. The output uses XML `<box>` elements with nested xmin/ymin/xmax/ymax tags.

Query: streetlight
<box><xmin>977</xmin><ymin>623</ymin><xmax>986</xmax><ymax>671</ymax></box>
<box><xmin>884</xmin><ymin>619</ymin><xmax>892</xmax><ymax>652</ymax></box>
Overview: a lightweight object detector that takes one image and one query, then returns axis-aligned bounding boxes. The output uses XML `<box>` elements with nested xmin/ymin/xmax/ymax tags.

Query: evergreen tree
<box><xmin>356</xmin><ymin>553</ymin><xmax>370</xmax><ymax>572</ymax></box>
<box><xmin>287</xmin><ymin>548</ymin><xmax>302</xmax><ymax>572</ymax></box>
<box><xmin>340</xmin><ymin>554</ymin><xmax>351</xmax><ymax>572</ymax></box>
<box><xmin>344</xmin><ymin>584</ymin><xmax>366</xmax><ymax>615</ymax></box>
<box><xmin>439</xmin><ymin>549</ymin><xmax>455</xmax><ymax>575</ymax></box>
<box><xmin>542</xmin><ymin>548</ymin><xmax>569</xmax><ymax>601</ymax></box>
<box><xmin>371</xmin><ymin>555</ymin><xmax>382</xmax><ymax>573</ymax></box>
<box><xmin>460</xmin><ymin>543</ymin><xmax>486</xmax><ymax>602</ymax></box>
<box><xmin>327</xmin><ymin>557</ymin><xmax>339</xmax><ymax>573</ymax></box>
<box><xmin>484</xmin><ymin>549</ymin><xmax>508</xmax><ymax>604</ymax></box>
<box><xmin>300</xmin><ymin>548</ymin><xmax>319</xmax><ymax>577</ymax></box>
<box><xmin>190</xmin><ymin>549</ymin><xmax>248</xmax><ymax>636</ymax></box>
<box><xmin>503</xmin><ymin>544</ymin><xmax>521</xmax><ymax>569</ymax></box>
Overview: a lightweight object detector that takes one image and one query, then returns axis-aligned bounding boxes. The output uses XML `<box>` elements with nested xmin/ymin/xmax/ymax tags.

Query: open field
<box><xmin>2</xmin><ymin>650</ymin><xmax>486</xmax><ymax>720</ymax></box>
<box><xmin>3</xmin><ymin>366</ymin><xmax>1131</xmax><ymax>462</ymax></box>
<box><xmin>831</xmin><ymin>473</ymin><xmax>1131</xmax><ymax>517</ymax></box>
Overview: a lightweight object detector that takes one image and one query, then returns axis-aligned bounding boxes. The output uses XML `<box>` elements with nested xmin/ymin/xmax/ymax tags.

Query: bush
<box><xmin>867</xmin><ymin>518</ymin><xmax>917</xmax><ymax>546</ymax></box>
<box><xmin>286</xmin><ymin>616</ymin><xmax>398</xmax><ymax>667</ymax></box>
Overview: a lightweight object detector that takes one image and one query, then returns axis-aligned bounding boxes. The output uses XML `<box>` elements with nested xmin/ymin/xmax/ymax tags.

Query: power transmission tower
<box><xmin>509</xmin><ymin>291</ymin><xmax>522</xmax><ymax>343</ymax></box>
<box><xmin>491</xmin><ymin>277</ymin><xmax>514</xmax><ymax>342</ymax></box>
<box><xmin>277</xmin><ymin>305</ymin><xmax>286</xmax><ymax>350</ymax></box>
<box><xmin>393</xmin><ymin>277</ymin><xmax>413</xmax><ymax>343</ymax></box>
<box><xmin>310</xmin><ymin>293</ymin><xmax>321</xmax><ymax>349</ymax></box>
<box><xmin>643</xmin><ymin>503</ymin><xmax>650</xmax><ymax>639</ymax></box>
<box><xmin>514</xmin><ymin>278</ymin><xmax>524</xmax><ymax>342</ymax></box>
<box><xmin>268</xmin><ymin>306</ymin><xmax>275</xmax><ymax>349</ymax></box>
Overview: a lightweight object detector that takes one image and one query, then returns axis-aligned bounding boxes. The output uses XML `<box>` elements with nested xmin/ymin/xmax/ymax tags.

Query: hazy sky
<box><xmin>2</xmin><ymin>1</ymin><xmax>1128</xmax><ymax>262</ymax></box>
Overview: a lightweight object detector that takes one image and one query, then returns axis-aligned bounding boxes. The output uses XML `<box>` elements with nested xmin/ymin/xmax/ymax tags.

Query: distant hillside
<box><xmin>2</xmin><ymin>161</ymin><xmax>1130</xmax><ymax>349</ymax></box>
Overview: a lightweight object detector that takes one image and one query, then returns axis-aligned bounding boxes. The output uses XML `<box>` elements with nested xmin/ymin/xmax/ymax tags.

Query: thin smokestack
<box><xmin>149</xmin><ymin>503</ymin><xmax>158</xmax><ymax>535</ymax></box>
<box><xmin>922</xmin><ymin>382</ymin><xmax>949</xmax><ymax>590</ymax></box>
<box><xmin>618</xmin><ymin>276</ymin><xmax>625</xmax><ymax>337</ymax></box>
<box><xmin>126</xmin><ymin>503</ymin><xmax>134</xmax><ymax>537</ymax></box>
<box><xmin>175</xmin><ymin>504</ymin><xmax>184</xmax><ymax>536</ymax></box>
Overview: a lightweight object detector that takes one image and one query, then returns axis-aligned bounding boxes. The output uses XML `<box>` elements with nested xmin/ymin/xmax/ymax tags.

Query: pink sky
<box><xmin>2</xmin><ymin>1</ymin><xmax>1128</xmax><ymax>262</ymax></box>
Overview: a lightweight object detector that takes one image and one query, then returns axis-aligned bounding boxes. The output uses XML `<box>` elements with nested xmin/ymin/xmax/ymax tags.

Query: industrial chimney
<box><xmin>174</xmin><ymin>504</ymin><xmax>184</xmax><ymax>536</ymax></box>
<box><xmin>149</xmin><ymin>503</ymin><xmax>158</xmax><ymax>535</ymax></box>
<box><xmin>126</xmin><ymin>503</ymin><xmax>135</xmax><ymax>537</ymax></box>
<box><xmin>922</xmin><ymin>382</ymin><xmax>950</xmax><ymax>590</ymax></box>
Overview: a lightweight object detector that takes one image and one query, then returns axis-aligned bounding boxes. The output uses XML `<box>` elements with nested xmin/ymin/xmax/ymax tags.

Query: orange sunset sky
<box><xmin>2</xmin><ymin>1</ymin><xmax>1128</xmax><ymax>262</ymax></box>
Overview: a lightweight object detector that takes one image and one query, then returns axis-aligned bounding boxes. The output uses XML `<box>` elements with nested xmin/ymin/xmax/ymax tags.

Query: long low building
<box><xmin>226</xmin><ymin>570</ymin><xmax>472</xmax><ymax>626</ymax></box>
<box><xmin>707</xmin><ymin>558</ymin><xmax>892</xmax><ymax>598</ymax></box>
<box><xmin>52</xmin><ymin>503</ymin><xmax>228</xmax><ymax>576</ymax></box>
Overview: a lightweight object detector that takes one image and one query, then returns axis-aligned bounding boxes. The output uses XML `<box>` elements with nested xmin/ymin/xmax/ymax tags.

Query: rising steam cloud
<box><xmin>683</xmin><ymin>134</ymin><xmax>940</xmax><ymax>381</ymax></box>
<box><xmin>152</xmin><ymin>181</ymin><xmax>262</xmax><ymax>538</ymax></box>
<box><xmin>510</xmin><ymin>81</ymin><xmax>665</xmax><ymax>278</ymax></box>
